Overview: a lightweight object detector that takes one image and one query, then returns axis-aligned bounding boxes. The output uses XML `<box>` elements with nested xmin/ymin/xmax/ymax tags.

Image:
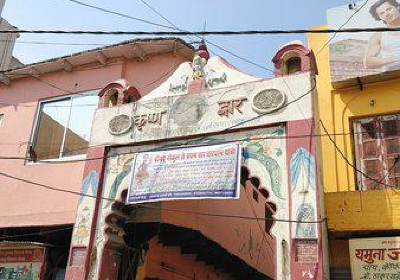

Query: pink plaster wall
<box><xmin>0</xmin><ymin>53</ymin><xmax>189</xmax><ymax>228</ymax></box>
<box><xmin>146</xmin><ymin>238</ymin><xmax>237</xmax><ymax>280</ymax></box>
<box><xmin>160</xmin><ymin>178</ymin><xmax>275</xmax><ymax>278</ymax></box>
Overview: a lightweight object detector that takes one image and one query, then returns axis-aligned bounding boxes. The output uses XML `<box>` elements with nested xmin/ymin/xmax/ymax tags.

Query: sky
<box><xmin>2</xmin><ymin>0</ymin><xmax>359</xmax><ymax>78</ymax></box>
<box><xmin>328</xmin><ymin>0</ymin><xmax>386</xmax><ymax>43</ymax></box>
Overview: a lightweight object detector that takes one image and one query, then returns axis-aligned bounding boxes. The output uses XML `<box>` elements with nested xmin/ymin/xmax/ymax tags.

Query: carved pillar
<box><xmin>286</xmin><ymin>119</ymin><xmax>326</xmax><ymax>280</ymax></box>
<box><xmin>65</xmin><ymin>146</ymin><xmax>107</xmax><ymax>280</ymax></box>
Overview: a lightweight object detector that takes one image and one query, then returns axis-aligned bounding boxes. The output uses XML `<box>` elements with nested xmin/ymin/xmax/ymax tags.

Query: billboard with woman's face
<box><xmin>327</xmin><ymin>0</ymin><xmax>400</xmax><ymax>82</ymax></box>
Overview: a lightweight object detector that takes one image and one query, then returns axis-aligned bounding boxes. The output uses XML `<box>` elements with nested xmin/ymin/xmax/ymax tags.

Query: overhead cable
<box><xmin>2</xmin><ymin>27</ymin><xmax>400</xmax><ymax>36</ymax></box>
<box><xmin>316</xmin><ymin>0</ymin><xmax>371</xmax><ymax>56</ymax></box>
<box><xmin>0</xmin><ymin>85</ymin><xmax>315</xmax><ymax>163</ymax></box>
<box><xmin>59</xmin><ymin>0</ymin><xmax>173</xmax><ymax>30</ymax></box>
<box><xmin>320</xmin><ymin>120</ymin><xmax>398</xmax><ymax>190</ymax></box>
<box><xmin>64</xmin><ymin>0</ymin><xmax>276</xmax><ymax>74</ymax></box>
<box><xmin>1</xmin><ymin>129</ymin><xmax>397</xmax><ymax>148</ymax></box>
<box><xmin>0</xmin><ymin>170</ymin><xmax>326</xmax><ymax>224</ymax></box>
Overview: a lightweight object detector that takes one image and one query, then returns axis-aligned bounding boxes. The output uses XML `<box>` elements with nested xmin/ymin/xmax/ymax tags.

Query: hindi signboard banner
<box><xmin>349</xmin><ymin>237</ymin><xmax>400</xmax><ymax>280</ymax></box>
<box><xmin>327</xmin><ymin>0</ymin><xmax>400</xmax><ymax>83</ymax></box>
<box><xmin>127</xmin><ymin>143</ymin><xmax>241</xmax><ymax>204</ymax></box>
<box><xmin>0</xmin><ymin>247</ymin><xmax>45</xmax><ymax>280</ymax></box>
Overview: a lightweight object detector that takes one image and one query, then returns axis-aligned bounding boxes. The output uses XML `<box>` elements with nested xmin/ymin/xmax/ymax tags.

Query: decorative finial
<box><xmin>192</xmin><ymin>40</ymin><xmax>209</xmax><ymax>80</ymax></box>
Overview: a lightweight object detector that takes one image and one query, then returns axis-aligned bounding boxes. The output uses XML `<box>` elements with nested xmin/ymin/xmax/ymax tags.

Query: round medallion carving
<box><xmin>109</xmin><ymin>114</ymin><xmax>132</xmax><ymax>135</ymax></box>
<box><xmin>170</xmin><ymin>95</ymin><xmax>208</xmax><ymax>126</ymax></box>
<box><xmin>251</xmin><ymin>89</ymin><xmax>286</xmax><ymax>114</ymax></box>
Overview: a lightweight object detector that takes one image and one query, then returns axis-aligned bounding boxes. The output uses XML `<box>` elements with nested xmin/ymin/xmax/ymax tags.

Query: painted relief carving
<box><xmin>242</xmin><ymin>129</ymin><xmax>285</xmax><ymax>200</ymax></box>
<box><xmin>79</xmin><ymin>171</ymin><xmax>99</xmax><ymax>204</ymax></box>
<box><xmin>295</xmin><ymin>203</ymin><xmax>316</xmax><ymax>239</ymax></box>
<box><xmin>192</xmin><ymin>54</ymin><xmax>207</xmax><ymax>80</ymax></box>
<box><xmin>133</xmin><ymin>111</ymin><xmax>166</xmax><ymax>131</ymax></box>
<box><xmin>252</xmin><ymin>89</ymin><xmax>286</xmax><ymax>114</ymax></box>
<box><xmin>170</xmin><ymin>95</ymin><xmax>208</xmax><ymax>126</ymax></box>
<box><xmin>93</xmin><ymin>126</ymin><xmax>289</xmax><ymax>280</ymax></box>
<box><xmin>109</xmin><ymin>114</ymin><xmax>132</xmax><ymax>135</ymax></box>
<box><xmin>75</xmin><ymin>206</ymin><xmax>91</xmax><ymax>245</ymax></box>
<box><xmin>205</xmin><ymin>68</ymin><xmax>227</xmax><ymax>88</ymax></box>
<box><xmin>290</xmin><ymin>147</ymin><xmax>316</xmax><ymax>193</ymax></box>
<box><xmin>103</xmin><ymin>158</ymin><xmax>133</xmax><ymax>209</ymax></box>
<box><xmin>169</xmin><ymin>75</ymin><xmax>189</xmax><ymax>93</ymax></box>
<box><xmin>217</xmin><ymin>97</ymin><xmax>247</xmax><ymax>117</ymax></box>
<box><xmin>73</xmin><ymin>170</ymin><xmax>99</xmax><ymax>246</ymax></box>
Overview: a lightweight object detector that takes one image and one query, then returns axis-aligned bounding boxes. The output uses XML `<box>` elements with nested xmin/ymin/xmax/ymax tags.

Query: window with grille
<box><xmin>353</xmin><ymin>114</ymin><xmax>400</xmax><ymax>190</ymax></box>
<box><xmin>31</xmin><ymin>91</ymin><xmax>98</xmax><ymax>160</ymax></box>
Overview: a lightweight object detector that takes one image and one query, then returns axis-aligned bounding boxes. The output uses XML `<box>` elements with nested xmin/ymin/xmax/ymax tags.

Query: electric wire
<box><xmin>0</xmin><ymin>37</ymin><xmax>198</xmax><ymax>47</ymax></box>
<box><xmin>242</xmin><ymin>182</ymin><xmax>274</xmax><ymax>262</ymax></box>
<box><xmin>0</xmin><ymin>45</ymin><xmax>187</xmax><ymax>107</ymax></box>
<box><xmin>312</xmin><ymin>0</ymin><xmax>398</xmax><ymax>192</ymax></box>
<box><xmin>59</xmin><ymin>0</ymin><xmax>173</xmax><ymax>30</ymax></box>
<box><xmin>134</xmin><ymin>0</ymin><xmax>275</xmax><ymax>76</ymax></box>
<box><xmin>2</xmin><ymin>27</ymin><xmax>400</xmax><ymax>36</ymax></box>
<box><xmin>371</xmin><ymin>157</ymin><xmax>399</xmax><ymax>190</ymax></box>
<box><xmin>0</xmin><ymin>226</ymin><xmax>75</xmax><ymax>240</ymax></box>
<box><xmin>0</xmin><ymin>169</ymin><xmax>326</xmax><ymax>225</ymax></box>
<box><xmin>0</xmin><ymin>0</ymin><xmax>345</xmax><ymax>228</ymax></box>
<box><xmin>0</xmin><ymin>87</ymin><xmax>326</xmax><ymax>223</ymax></box>
<box><xmin>59</xmin><ymin>0</ymin><xmax>278</xmax><ymax>76</ymax></box>
<box><xmin>0</xmin><ymin>85</ymin><xmax>315</xmax><ymax>162</ymax></box>
<box><xmin>316</xmin><ymin>0</ymin><xmax>371</xmax><ymax>56</ymax></box>
<box><xmin>0</xmin><ymin>2</ymin><xmax>380</xmax><ymax>272</ymax></box>
<box><xmin>136</xmin><ymin>0</ymin><xmax>195</xmax><ymax>42</ymax></box>
<box><xmin>1</xmin><ymin>129</ymin><xmax>397</xmax><ymax>147</ymax></box>
<box><xmin>320</xmin><ymin>120</ymin><xmax>398</xmax><ymax>189</ymax></box>
<box><xmin>0</xmin><ymin>225</ymin><xmax>270</xmax><ymax>279</ymax></box>
<box><xmin>39</xmin><ymin>0</ymin><xmax>318</xmax><ymax>217</ymax></box>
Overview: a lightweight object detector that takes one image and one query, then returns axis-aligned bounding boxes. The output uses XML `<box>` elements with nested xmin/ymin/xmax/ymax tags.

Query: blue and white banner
<box><xmin>127</xmin><ymin>143</ymin><xmax>241</xmax><ymax>204</ymax></box>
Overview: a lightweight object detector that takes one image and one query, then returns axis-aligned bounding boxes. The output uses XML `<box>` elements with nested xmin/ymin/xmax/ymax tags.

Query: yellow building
<box><xmin>309</xmin><ymin>26</ymin><xmax>400</xmax><ymax>279</ymax></box>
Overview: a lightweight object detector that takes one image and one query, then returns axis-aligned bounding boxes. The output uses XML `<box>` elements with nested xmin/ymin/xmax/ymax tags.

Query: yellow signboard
<box><xmin>349</xmin><ymin>237</ymin><xmax>400</xmax><ymax>280</ymax></box>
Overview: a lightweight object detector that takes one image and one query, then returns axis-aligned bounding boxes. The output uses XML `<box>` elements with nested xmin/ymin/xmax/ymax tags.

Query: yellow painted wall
<box><xmin>325</xmin><ymin>189</ymin><xmax>400</xmax><ymax>231</ymax></box>
<box><xmin>308</xmin><ymin>26</ymin><xmax>400</xmax><ymax>231</ymax></box>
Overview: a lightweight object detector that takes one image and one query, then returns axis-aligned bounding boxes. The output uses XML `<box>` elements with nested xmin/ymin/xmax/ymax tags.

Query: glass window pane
<box><xmin>63</xmin><ymin>94</ymin><xmax>98</xmax><ymax>157</ymax></box>
<box><xmin>34</xmin><ymin>98</ymin><xmax>71</xmax><ymax>160</ymax></box>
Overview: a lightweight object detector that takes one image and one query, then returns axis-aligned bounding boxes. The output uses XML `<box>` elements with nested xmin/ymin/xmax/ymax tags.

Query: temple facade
<box><xmin>65</xmin><ymin>41</ymin><xmax>329</xmax><ymax>280</ymax></box>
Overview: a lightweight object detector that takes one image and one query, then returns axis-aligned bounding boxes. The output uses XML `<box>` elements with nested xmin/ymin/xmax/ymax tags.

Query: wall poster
<box><xmin>127</xmin><ymin>143</ymin><xmax>241</xmax><ymax>204</ymax></box>
<box><xmin>349</xmin><ymin>237</ymin><xmax>400</xmax><ymax>280</ymax></box>
<box><xmin>327</xmin><ymin>0</ymin><xmax>400</xmax><ymax>82</ymax></box>
<box><xmin>0</xmin><ymin>247</ymin><xmax>45</xmax><ymax>280</ymax></box>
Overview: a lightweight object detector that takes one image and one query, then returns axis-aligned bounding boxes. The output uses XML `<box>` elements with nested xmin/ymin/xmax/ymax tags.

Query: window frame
<box><xmin>351</xmin><ymin>112</ymin><xmax>400</xmax><ymax>191</ymax></box>
<box><xmin>29</xmin><ymin>90</ymin><xmax>99</xmax><ymax>162</ymax></box>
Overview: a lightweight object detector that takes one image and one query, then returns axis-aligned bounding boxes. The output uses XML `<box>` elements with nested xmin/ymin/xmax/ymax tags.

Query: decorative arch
<box><xmin>98</xmin><ymin>164</ymin><xmax>278</xmax><ymax>280</ymax></box>
<box><xmin>98</xmin><ymin>79</ymin><xmax>141</xmax><ymax>108</ymax></box>
<box><xmin>241</xmin><ymin>166</ymin><xmax>277</xmax><ymax>236</ymax></box>
<box><xmin>271</xmin><ymin>40</ymin><xmax>318</xmax><ymax>76</ymax></box>
<box><xmin>103</xmin><ymin>165</ymin><xmax>278</xmax><ymax>247</ymax></box>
